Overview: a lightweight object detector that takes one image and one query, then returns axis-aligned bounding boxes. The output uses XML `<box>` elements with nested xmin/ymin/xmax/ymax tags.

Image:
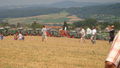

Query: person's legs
<box><xmin>42</xmin><ymin>35</ymin><xmax>47</xmax><ymax>42</ymax></box>
<box><xmin>80</xmin><ymin>37</ymin><xmax>83</xmax><ymax>42</ymax></box>
<box><xmin>82</xmin><ymin>36</ymin><xmax>86</xmax><ymax>42</ymax></box>
<box><xmin>80</xmin><ymin>34</ymin><xmax>85</xmax><ymax>43</ymax></box>
<box><xmin>109</xmin><ymin>37</ymin><xmax>112</xmax><ymax>43</ymax></box>
<box><xmin>93</xmin><ymin>36</ymin><xmax>96</xmax><ymax>44</ymax></box>
<box><xmin>91</xmin><ymin>36</ymin><xmax>94</xmax><ymax>44</ymax></box>
<box><xmin>91</xmin><ymin>35</ymin><xmax>96</xmax><ymax>44</ymax></box>
<box><xmin>105</xmin><ymin>61</ymin><xmax>116</xmax><ymax>68</ymax></box>
<box><xmin>80</xmin><ymin>36</ymin><xmax>84</xmax><ymax>42</ymax></box>
<box><xmin>44</xmin><ymin>35</ymin><xmax>47</xmax><ymax>42</ymax></box>
<box><xmin>42</xmin><ymin>35</ymin><xmax>45</xmax><ymax>42</ymax></box>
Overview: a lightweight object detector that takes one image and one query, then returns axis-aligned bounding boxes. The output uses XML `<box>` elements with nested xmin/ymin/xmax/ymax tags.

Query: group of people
<box><xmin>1</xmin><ymin>25</ymin><xmax>120</xmax><ymax>68</ymax></box>
<box><xmin>0</xmin><ymin>32</ymin><xmax>25</xmax><ymax>40</ymax></box>
<box><xmin>0</xmin><ymin>25</ymin><xmax>47</xmax><ymax>41</ymax></box>
<box><xmin>14</xmin><ymin>33</ymin><xmax>24</xmax><ymax>40</ymax></box>
<box><xmin>0</xmin><ymin>26</ymin><xmax>98</xmax><ymax>44</ymax></box>
<box><xmin>0</xmin><ymin>25</ymin><xmax>116</xmax><ymax>44</ymax></box>
<box><xmin>79</xmin><ymin>27</ymin><xmax>97</xmax><ymax>44</ymax></box>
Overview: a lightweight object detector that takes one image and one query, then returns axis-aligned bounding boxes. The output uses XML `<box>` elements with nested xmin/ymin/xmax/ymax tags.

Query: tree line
<box><xmin>72</xmin><ymin>18</ymin><xmax>120</xmax><ymax>30</ymax></box>
<box><xmin>0</xmin><ymin>18</ymin><xmax>120</xmax><ymax>30</ymax></box>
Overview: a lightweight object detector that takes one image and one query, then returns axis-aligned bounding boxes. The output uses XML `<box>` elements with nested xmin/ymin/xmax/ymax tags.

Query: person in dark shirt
<box><xmin>109</xmin><ymin>25</ymin><xmax>115</xmax><ymax>43</ymax></box>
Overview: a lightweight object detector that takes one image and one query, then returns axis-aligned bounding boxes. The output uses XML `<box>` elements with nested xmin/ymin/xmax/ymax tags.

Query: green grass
<box><xmin>41</xmin><ymin>18</ymin><xmax>70</xmax><ymax>23</ymax></box>
<box><xmin>5</xmin><ymin>12</ymin><xmax>70</xmax><ymax>24</ymax></box>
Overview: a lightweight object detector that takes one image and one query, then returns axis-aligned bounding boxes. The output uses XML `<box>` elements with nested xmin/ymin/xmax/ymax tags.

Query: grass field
<box><xmin>6</xmin><ymin>12</ymin><xmax>70</xmax><ymax>24</ymax></box>
<box><xmin>0</xmin><ymin>36</ymin><xmax>110</xmax><ymax>68</ymax></box>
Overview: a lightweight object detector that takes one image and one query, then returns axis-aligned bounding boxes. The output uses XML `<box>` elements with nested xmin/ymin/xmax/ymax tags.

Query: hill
<box><xmin>5</xmin><ymin>12</ymin><xmax>84</xmax><ymax>24</ymax></box>
<box><xmin>47</xmin><ymin>1</ymin><xmax>103</xmax><ymax>8</ymax></box>
<box><xmin>0</xmin><ymin>6</ymin><xmax>63</xmax><ymax>18</ymax></box>
<box><xmin>0</xmin><ymin>1</ymin><xmax>103</xmax><ymax>9</ymax></box>
<box><xmin>0</xmin><ymin>1</ymin><xmax>103</xmax><ymax>18</ymax></box>
<box><xmin>0</xmin><ymin>3</ymin><xmax>120</xmax><ymax>22</ymax></box>
<box><xmin>5</xmin><ymin>12</ymin><xmax>70</xmax><ymax>24</ymax></box>
<box><xmin>66</xmin><ymin>3</ymin><xmax>120</xmax><ymax>22</ymax></box>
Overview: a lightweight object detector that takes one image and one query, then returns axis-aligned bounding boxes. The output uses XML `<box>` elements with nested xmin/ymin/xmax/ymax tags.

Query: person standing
<box><xmin>41</xmin><ymin>25</ymin><xmax>47</xmax><ymax>42</ymax></box>
<box><xmin>108</xmin><ymin>25</ymin><xmax>115</xmax><ymax>44</ymax></box>
<box><xmin>105</xmin><ymin>31</ymin><xmax>120</xmax><ymax>68</ymax></box>
<box><xmin>86</xmin><ymin>27</ymin><xmax>92</xmax><ymax>39</ymax></box>
<box><xmin>91</xmin><ymin>27</ymin><xmax>97</xmax><ymax>44</ymax></box>
<box><xmin>80</xmin><ymin>27</ymin><xmax>86</xmax><ymax>42</ymax></box>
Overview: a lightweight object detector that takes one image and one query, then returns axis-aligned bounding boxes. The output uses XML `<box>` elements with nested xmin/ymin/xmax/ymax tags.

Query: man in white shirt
<box><xmin>91</xmin><ymin>27</ymin><xmax>97</xmax><ymax>44</ymax></box>
<box><xmin>41</xmin><ymin>25</ymin><xmax>47</xmax><ymax>42</ymax></box>
<box><xmin>80</xmin><ymin>27</ymin><xmax>86</xmax><ymax>42</ymax></box>
<box><xmin>86</xmin><ymin>28</ymin><xmax>92</xmax><ymax>39</ymax></box>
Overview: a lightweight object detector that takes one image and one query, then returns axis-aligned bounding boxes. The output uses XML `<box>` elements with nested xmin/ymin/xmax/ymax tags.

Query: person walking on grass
<box><xmin>108</xmin><ymin>25</ymin><xmax>115</xmax><ymax>44</ymax></box>
<box><xmin>91</xmin><ymin>27</ymin><xmax>97</xmax><ymax>44</ymax></box>
<box><xmin>105</xmin><ymin>31</ymin><xmax>120</xmax><ymax>68</ymax></box>
<box><xmin>80</xmin><ymin>27</ymin><xmax>86</xmax><ymax>42</ymax></box>
<box><xmin>86</xmin><ymin>27</ymin><xmax>92</xmax><ymax>39</ymax></box>
<box><xmin>41</xmin><ymin>25</ymin><xmax>47</xmax><ymax>42</ymax></box>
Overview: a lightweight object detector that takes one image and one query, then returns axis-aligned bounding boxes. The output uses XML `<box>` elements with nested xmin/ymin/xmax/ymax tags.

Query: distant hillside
<box><xmin>69</xmin><ymin>3</ymin><xmax>120</xmax><ymax>16</ymax></box>
<box><xmin>47</xmin><ymin>1</ymin><xmax>102</xmax><ymax>8</ymax></box>
<box><xmin>6</xmin><ymin>12</ymin><xmax>70</xmax><ymax>24</ymax></box>
<box><xmin>66</xmin><ymin>3</ymin><xmax>120</xmax><ymax>22</ymax></box>
<box><xmin>4</xmin><ymin>12</ymin><xmax>83</xmax><ymax>25</ymax></box>
<box><xmin>0</xmin><ymin>3</ymin><xmax>120</xmax><ymax>22</ymax></box>
<box><xmin>0</xmin><ymin>7</ymin><xmax>63</xmax><ymax>18</ymax></box>
<box><xmin>0</xmin><ymin>1</ymin><xmax>103</xmax><ymax>9</ymax></box>
<box><xmin>0</xmin><ymin>1</ymin><xmax>103</xmax><ymax>18</ymax></box>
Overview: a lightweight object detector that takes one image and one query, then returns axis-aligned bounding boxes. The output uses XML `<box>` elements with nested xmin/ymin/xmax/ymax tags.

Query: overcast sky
<box><xmin>0</xmin><ymin>0</ymin><xmax>120</xmax><ymax>7</ymax></box>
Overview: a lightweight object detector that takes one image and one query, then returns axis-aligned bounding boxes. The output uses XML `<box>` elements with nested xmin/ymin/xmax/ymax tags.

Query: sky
<box><xmin>0</xmin><ymin>0</ymin><xmax>120</xmax><ymax>7</ymax></box>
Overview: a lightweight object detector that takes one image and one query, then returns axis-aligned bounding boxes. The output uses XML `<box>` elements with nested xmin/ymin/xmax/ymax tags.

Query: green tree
<box><xmin>73</xmin><ymin>18</ymin><xmax>98</xmax><ymax>28</ymax></box>
<box><xmin>112</xmin><ymin>22</ymin><xmax>120</xmax><ymax>30</ymax></box>
<box><xmin>84</xmin><ymin>18</ymin><xmax>98</xmax><ymax>28</ymax></box>
<box><xmin>31</xmin><ymin>21</ymin><xmax>42</xmax><ymax>30</ymax></box>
